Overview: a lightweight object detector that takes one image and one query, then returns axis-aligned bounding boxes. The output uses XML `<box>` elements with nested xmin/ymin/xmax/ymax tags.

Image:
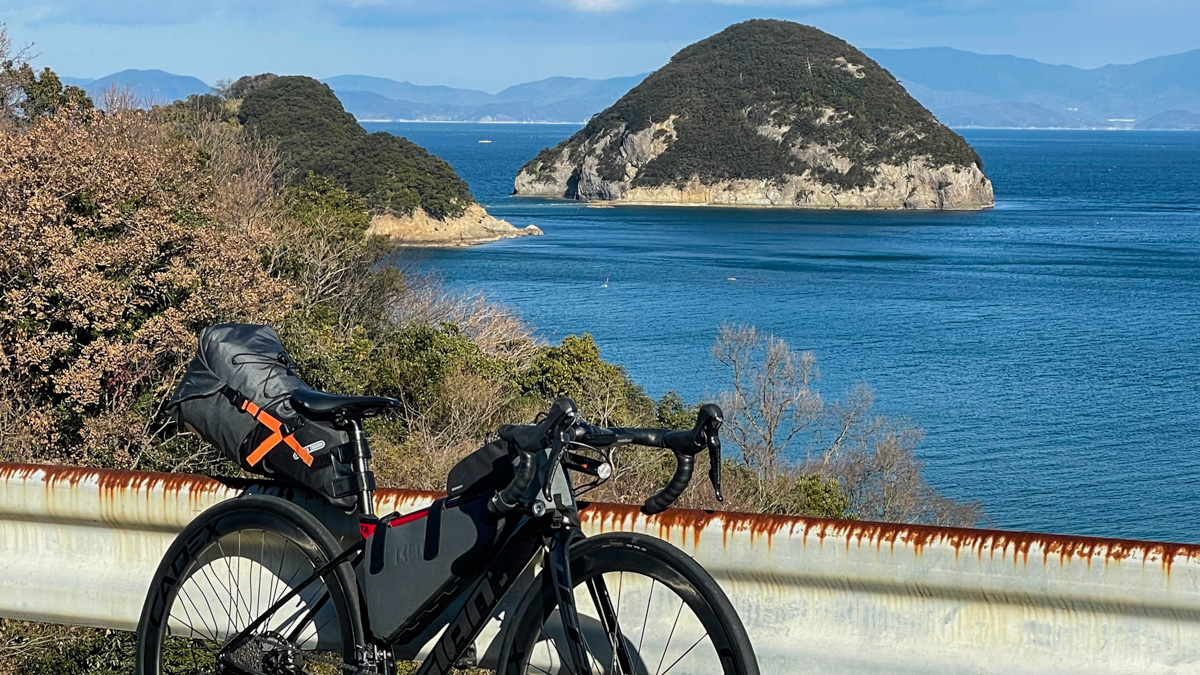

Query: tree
<box><xmin>0</xmin><ymin>102</ymin><xmax>291</xmax><ymax>470</ymax></box>
<box><xmin>521</xmin><ymin>334</ymin><xmax>654</xmax><ymax>427</ymax></box>
<box><xmin>0</xmin><ymin>27</ymin><xmax>92</xmax><ymax>124</ymax></box>
<box><xmin>712</xmin><ymin>324</ymin><xmax>981</xmax><ymax>526</ymax></box>
<box><xmin>6</xmin><ymin>65</ymin><xmax>92</xmax><ymax>120</ymax></box>
<box><xmin>713</xmin><ymin>324</ymin><xmax>822</xmax><ymax>479</ymax></box>
<box><xmin>0</xmin><ymin>23</ymin><xmax>25</xmax><ymax>121</ymax></box>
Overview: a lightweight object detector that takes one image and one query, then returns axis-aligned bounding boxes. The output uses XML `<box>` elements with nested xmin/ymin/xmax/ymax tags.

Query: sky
<box><xmin>1</xmin><ymin>0</ymin><xmax>1198</xmax><ymax>92</ymax></box>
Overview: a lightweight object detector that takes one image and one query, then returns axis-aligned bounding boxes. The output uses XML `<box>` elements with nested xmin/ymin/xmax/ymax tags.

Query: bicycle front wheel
<box><xmin>135</xmin><ymin>495</ymin><xmax>365</xmax><ymax>675</ymax></box>
<box><xmin>501</xmin><ymin>532</ymin><xmax>759</xmax><ymax>675</ymax></box>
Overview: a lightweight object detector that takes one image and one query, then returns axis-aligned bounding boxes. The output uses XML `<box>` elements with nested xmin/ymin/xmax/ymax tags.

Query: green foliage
<box><xmin>237</xmin><ymin>75</ymin><xmax>473</xmax><ymax>219</ymax></box>
<box><xmin>0</xmin><ymin>622</ymin><xmax>135</xmax><ymax>675</ymax></box>
<box><xmin>520</xmin><ymin>334</ymin><xmax>654</xmax><ymax>426</ymax></box>
<box><xmin>2</xmin><ymin>63</ymin><xmax>92</xmax><ymax>121</ymax></box>
<box><xmin>161</xmin><ymin>92</ymin><xmax>229</xmax><ymax>121</ymax></box>
<box><xmin>224</xmin><ymin>73</ymin><xmax>278</xmax><ymax>100</ymax></box>
<box><xmin>710</xmin><ymin>459</ymin><xmax>852</xmax><ymax>519</ymax></box>
<box><xmin>384</xmin><ymin>323</ymin><xmax>513</xmax><ymax>407</ymax></box>
<box><xmin>656</xmin><ymin>391</ymin><xmax>698</xmax><ymax>429</ymax></box>
<box><xmin>287</xmin><ymin>173</ymin><xmax>373</xmax><ymax>242</ymax></box>
<box><xmin>286</xmin><ymin>314</ymin><xmax>510</xmax><ymax>410</ymax></box>
<box><xmin>237</xmin><ymin>75</ymin><xmax>363</xmax><ymax>180</ymax></box>
<box><xmin>353</xmin><ymin>131</ymin><xmax>474</xmax><ymax>219</ymax></box>
<box><xmin>272</xmin><ymin>175</ymin><xmax>515</xmax><ymax>411</ymax></box>
<box><xmin>521</xmin><ymin>334</ymin><xmax>611</xmax><ymax>400</ymax></box>
<box><xmin>524</xmin><ymin>19</ymin><xmax>982</xmax><ymax>192</ymax></box>
<box><xmin>778</xmin><ymin>473</ymin><xmax>852</xmax><ymax>519</ymax></box>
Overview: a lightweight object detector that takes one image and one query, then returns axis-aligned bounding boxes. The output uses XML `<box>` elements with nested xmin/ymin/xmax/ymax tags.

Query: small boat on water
<box><xmin>601</xmin><ymin>277</ymin><xmax>609</xmax><ymax>288</ymax></box>
<box><xmin>478</xmin><ymin>139</ymin><xmax>493</xmax><ymax>144</ymax></box>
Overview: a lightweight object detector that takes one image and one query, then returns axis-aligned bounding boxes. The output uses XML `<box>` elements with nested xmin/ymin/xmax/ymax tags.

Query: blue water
<box><xmin>365</xmin><ymin>122</ymin><xmax>1200</xmax><ymax>543</ymax></box>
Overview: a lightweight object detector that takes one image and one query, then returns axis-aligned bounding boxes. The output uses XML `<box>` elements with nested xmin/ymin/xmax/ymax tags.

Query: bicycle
<box><xmin>135</xmin><ymin>393</ymin><xmax>760</xmax><ymax>675</ymax></box>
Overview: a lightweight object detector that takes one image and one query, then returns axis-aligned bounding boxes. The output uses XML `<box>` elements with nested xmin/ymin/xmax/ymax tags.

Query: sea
<box><xmin>363</xmin><ymin>121</ymin><xmax>1200</xmax><ymax>543</ymax></box>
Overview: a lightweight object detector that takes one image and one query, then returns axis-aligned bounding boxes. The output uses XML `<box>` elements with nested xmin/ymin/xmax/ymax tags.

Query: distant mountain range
<box><xmin>863</xmin><ymin>47</ymin><xmax>1200</xmax><ymax>129</ymax></box>
<box><xmin>64</xmin><ymin>69</ymin><xmax>211</xmax><ymax>105</ymax></box>
<box><xmin>68</xmin><ymin>46</ymin><xmax>1200</xmax><ymax>129</ymax></box>
<box><xmin>323</xmin><ymin>73</ymin><xmax>646</xmax><ymax>123</ymax></box>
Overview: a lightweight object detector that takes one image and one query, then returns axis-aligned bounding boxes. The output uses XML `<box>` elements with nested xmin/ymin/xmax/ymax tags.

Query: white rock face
<box><xmin>368</xmin><ymin>204</ymin><xmax>542</xmax><ymax>248</ymax></box>
<box><xmin>514</xmin><ymin>114</ymin><xmax>995</xmax><ymax>211</ymax></box>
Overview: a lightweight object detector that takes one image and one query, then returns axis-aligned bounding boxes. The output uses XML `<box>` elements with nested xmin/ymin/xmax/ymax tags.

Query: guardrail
<box><xmin>1</xmin><ymin>461</ymin><xmax>1198</xmax><ymax>673</ymax></box>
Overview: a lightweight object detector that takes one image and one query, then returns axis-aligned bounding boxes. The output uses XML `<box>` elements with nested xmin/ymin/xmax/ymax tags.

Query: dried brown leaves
<box><xmin>0</xmin><ymin>108</ymin><xmax>291</xmax><ymax>464</ymax></box>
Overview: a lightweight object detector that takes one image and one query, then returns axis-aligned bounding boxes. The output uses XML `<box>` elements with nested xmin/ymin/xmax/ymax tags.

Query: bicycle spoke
<box><xmin>654</xmin><ymin>598</ymin><xmax>685</xmax><ymax>675</ymax></box>
<box><xmin>519</xmin><ymin>541</ymin><xmax>749</xmax><ymax>675</ymax></box>
<box><xmin>154</xmin><ymin>527</ymin><xmax>353</xmax><ymax>675</ymax></box>
<box><xmin>659</xmin><ymin>632</ymin><xmax>711</xmax><ymax>675</ymax></box>
<box><xmin>637</xmin><ymin>579</ymin><xmax>655</xmax><ymax>656</ymax></box>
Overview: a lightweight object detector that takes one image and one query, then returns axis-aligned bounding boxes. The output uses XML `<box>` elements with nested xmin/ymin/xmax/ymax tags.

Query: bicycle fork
<box><xmin>548</xmin><ymin>530</ymin><xmax>637</xmax><ymax>675</ymax></box>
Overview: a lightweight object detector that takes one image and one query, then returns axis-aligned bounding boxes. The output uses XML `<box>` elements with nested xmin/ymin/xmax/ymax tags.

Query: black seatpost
<box><xmin>347</xmin><ymin>417</ymin><xmax>375</xmax><ymax>517</ymax></box>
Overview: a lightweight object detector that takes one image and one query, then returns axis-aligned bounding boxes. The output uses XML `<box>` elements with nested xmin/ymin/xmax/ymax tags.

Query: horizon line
<box><xmin>61</xmin><ymin>44</ymin><xmax>1200</xmax><ymax>92</ymax></box>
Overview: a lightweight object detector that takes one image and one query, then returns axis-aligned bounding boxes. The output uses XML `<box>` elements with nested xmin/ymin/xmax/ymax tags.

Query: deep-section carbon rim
<box><xmin>136</xmin><ymin>497</ymin><xmax>362</xmax><ymax>675</ymax></box>
<box><xmin>505</xmin><ymin>532</ymin><xmax>759</xmax><ymax>675</ymax></box>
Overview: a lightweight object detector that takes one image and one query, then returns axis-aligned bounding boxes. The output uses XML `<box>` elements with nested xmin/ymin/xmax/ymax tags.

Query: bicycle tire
<box><xmin>135</xmin><ymin>495</ymin><xmax>366</xmax><ymax>675</ymax></box>
<box><xmin>498</xmin><ymin>532</ymin><xmax>759</xmax><ymax>675</ymax></box>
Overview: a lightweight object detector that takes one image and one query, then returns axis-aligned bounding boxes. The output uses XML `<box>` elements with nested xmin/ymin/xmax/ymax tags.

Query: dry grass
<box><xmin>386</xmin><ymin>272</ymin><xmax>542</xmax><ymax>367</ymax></box>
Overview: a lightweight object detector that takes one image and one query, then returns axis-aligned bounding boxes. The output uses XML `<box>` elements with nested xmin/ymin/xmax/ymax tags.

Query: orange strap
<box><xmin>242</xmin><ymin>400</ymin><xmax>314</xmax><ymax>467</ymax></box>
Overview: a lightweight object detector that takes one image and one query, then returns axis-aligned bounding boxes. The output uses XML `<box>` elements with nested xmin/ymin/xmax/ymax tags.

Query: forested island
<box><xmin>515</xmin><ymin>20</ymin><xmax>994</xmax><ymax>210</ymax></box>
<box><xmin>185</xmin><ymin>74</ymin><xmax>540</xmax><ymax>246</ymax></box>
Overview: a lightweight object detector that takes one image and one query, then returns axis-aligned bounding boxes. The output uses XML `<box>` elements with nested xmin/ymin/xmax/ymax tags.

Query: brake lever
<box><xmin>696</xmin><ymin>403</ymin><xmax>724</xmax><ymax>503</ymax></box>
<box><xmin>542</xmin><ymin>426</ymin><xmax>574</xmax><ymax>500</ymax></box>
<box><xmin>708</xmin><ymin>435</ymin><xmax>724</xmax><ymax>503</ymax></box>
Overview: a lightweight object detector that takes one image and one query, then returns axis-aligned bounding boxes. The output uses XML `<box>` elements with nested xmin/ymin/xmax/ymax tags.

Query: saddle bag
<box><xmin>167</xmin><ymin>323</ymin><xmax>361</xmax><ymax>509</ymax></box>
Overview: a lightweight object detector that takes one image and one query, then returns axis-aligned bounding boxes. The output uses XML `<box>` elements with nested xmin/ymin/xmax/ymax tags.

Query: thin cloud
<box><xmin>569</xmin><ymin>0</ymin><xmax>637</xmax><ymax>11</ymax></box>
<box><xmin>10</xmin><ymin>0</ymin><xmax>221</xmax><ymax>26</ymax></box>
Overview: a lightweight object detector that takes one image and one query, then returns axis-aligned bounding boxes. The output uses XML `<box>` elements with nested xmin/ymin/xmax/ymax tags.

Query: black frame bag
<box><xmin>167</xmin><ymin>323</ymin><xmax>360</xmax><ymax>509</ymax></box>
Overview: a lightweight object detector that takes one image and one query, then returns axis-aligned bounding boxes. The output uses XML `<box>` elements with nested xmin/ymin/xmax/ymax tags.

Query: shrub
<box><xmin>710</xmin><ymin>324</ymin><xmax>981</xmax><ymax>526</ymax></box>
<box><xmin>0</xmin><ymin>621</ymin><xmax>134</xmax><ymax>675</ymax></box>
<box><xmin>0</xmin><ymin>105</ymin><xmax>291</xmax><ymax>470</ymax></box>
<box><xmin>520</xmin><ymin>334</ymin><xmax>655</xmax><ymax>426</ymax></box>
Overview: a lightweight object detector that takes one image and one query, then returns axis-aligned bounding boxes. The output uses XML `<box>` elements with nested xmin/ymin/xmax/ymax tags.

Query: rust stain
<box><xmin>6</xmin><ymin>462</ymin><xmax>1200</xmax><ymax>572</ymax></box>
<box><xmin>1</xmin><ymin>462</ymin><xmax>228</xmax><ymax>501</ymax></box>
<box><xmin>575</xmin><ymin>496</ymin><xmax>1200</xmax><ymax>570</ymax></box>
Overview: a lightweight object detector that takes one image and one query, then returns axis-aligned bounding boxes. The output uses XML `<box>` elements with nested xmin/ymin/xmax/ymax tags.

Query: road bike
<box><xmin>135</xmin><ymin>392</ymin><xmax>759</xmax><ymax>675</ymax></box>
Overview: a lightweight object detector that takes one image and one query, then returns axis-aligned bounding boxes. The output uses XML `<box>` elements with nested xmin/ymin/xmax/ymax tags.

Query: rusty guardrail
<box><xmin>1</xmin><ymin>461</ymin><xmax>1199</xmax><ymax>673</ymax></box>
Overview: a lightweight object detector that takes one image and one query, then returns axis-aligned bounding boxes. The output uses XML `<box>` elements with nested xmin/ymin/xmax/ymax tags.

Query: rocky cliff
<box><xmin>514</xmin><ymin>20</ymin><xmax>993</xmax><ymax>210</ymax></box>
<box><xmin>367</xmin><ymin>204</ymin><xmax>542</xmax><ymax>247</ymax></box>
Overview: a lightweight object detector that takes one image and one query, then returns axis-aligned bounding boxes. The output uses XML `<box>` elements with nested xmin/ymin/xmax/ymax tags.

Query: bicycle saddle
<box><xmin>291</xmin><ymin>388</ymin><xmax>400</xmax><ymax>418</ymax></box>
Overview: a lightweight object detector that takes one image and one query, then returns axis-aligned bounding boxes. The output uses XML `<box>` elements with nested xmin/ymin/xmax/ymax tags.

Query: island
<box><xmin>514</xmin><ymin>20</ymin><xmax>994</xmax><ymax>210</ymax></box>
<box><xmin>234</xmin><ymin>75</ymin><xmax>540</xmax><ymax>245</ymax></box>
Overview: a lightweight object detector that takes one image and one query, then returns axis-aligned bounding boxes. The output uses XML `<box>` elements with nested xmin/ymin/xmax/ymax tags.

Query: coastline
<box><xmin>517</xmin><ymin>195</ymin><xmax>997</xmax><ymax>212</ymax></box>
<box><xmin>361</xmin><ymin>119</ymin><xmax>1200</xmax><ymax>132</ymax></box>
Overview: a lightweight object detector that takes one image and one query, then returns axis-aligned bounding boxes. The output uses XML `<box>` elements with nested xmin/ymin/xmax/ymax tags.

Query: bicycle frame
<box><xmin>218</xmin><ymin>417</ymin><xmax>607</xmax><ymax>675</ymax></box>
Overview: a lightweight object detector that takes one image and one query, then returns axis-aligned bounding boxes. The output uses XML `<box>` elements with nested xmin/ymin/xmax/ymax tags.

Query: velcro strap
<box><xmin>329</xmin><ymin>471</ymin><xmax>375</xmax><ymax>498</ymax></box>
<box><xmin>329</xmin><ymin>442</ymin><xmax>360</xmax><ymax>463</ymax></box>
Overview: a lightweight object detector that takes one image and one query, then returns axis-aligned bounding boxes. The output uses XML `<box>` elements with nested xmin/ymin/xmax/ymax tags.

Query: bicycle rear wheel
<box><xmin>500</xmin><ymin>532</ymin><xmax>759</xmax><ymax>675</ymax></box>
<box><xmin>135</xmin><ymin>495</ymin><xmax>365</xmax><ymax>675</ymax></box>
